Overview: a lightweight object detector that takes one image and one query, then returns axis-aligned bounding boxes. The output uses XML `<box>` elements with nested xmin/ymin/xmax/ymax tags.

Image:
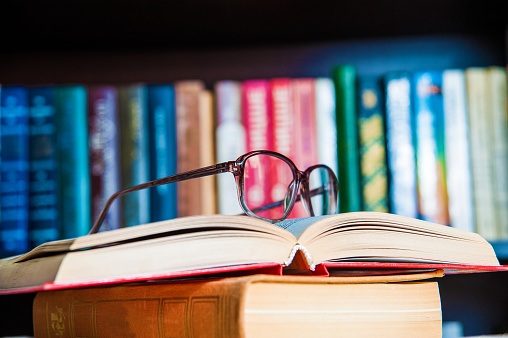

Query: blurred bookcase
<box><xmin>0</xmin><ymin>0</ymin><xmax>507</xmax><ymax>336</ymax></box>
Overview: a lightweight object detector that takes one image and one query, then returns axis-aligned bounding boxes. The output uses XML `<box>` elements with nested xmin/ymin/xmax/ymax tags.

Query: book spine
<box><xmin>118</xmin><ymin>84</ymin><xmax>150</xmax><ymax>227</ymax></box>
<box><xmin>442</xmin><ymin>70</ymin><xmax>475</xmax><ymax>233</ymax></box>
<box><xmin>413</xmin><ymin>71</ymin><xmax>449</xmax><ymax>225</ymax></box>
<box><xmin>88</xmin><ymin>86</ymin><xmax>121</xmax><ymax>232</ymax></box>
<box><xmin>486</xmin><ymin>67</ymin><xmax>508</xmax><ymax>239</ymax></box>
<box><xmin>55</xmin><ymin>85</ymin><xmax>90</xmax><ymax>238</ymax></box>
<box><xmin>215</xmin><ymin>81</ymin><xmax>245</xmax><ymax>215</ymax></box>
<box><xmin>314</xmin><ymin>78</ymin><xmax>338</xmax><ymax>177</ymax></box>
<box><xmin>332</xmin><ymin>65</ymin><xmax>361</xmax><ymax>212</ymax></box>
<box><xmin>242</xmin><ymin>80</ymin><xmax>274</xmax><ymax>215</ymax></box>
<box><xmin>0</xmin><ymin>86</ymin><xmax>30</xmax><ymax>256</ymax></box>
<box><xmin>357</xmin><ymin>77</ymin><xmax>389</xmax><ymax>212</ymax></box>
<box><xmin>198</xmin><ymin>90</ymin><xmax>217</xmax><ymax>215</ymax></box>
<box><xmin>32</xmin><ymin>279</ymin><xmax>247</xmax><ymax>337</ymax></box>
<box><xmin>147</xmin><ymin>84</ymin><xmax>178</xmax><ymax>222</ymax></box>
<box><xmin>384</xmin><ymin>72</ymin><xmax>418</xmax><ymax>218</ymax></box>
<box><xmin>291</xmin><ymin>78</ymin><xmax>318</xmax><ymax>217</ymax></box>
<box><xmin>175</xmin><ymin>81</ymin><xmax>205</xmax><ymax>217</ymax></box>
<box><xmin>28</xmin><ymin>86</ymin><xmax>60</xmax><ymax>248</ymax></box>
<box><xmin>270</xmin><ymin>78</ymin><xmax>303</xmax><ymax>218</ymax></box>
<box><xmin>465</xmin><ymin>68</ymin><xmax>497</xmax><ymax>240</ymax></box>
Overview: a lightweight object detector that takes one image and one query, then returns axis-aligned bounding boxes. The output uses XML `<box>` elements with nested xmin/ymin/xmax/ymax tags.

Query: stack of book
<box><xmin>1</xmin><ymin>212</ymin><xmax>507</xmax><ymax>336</ymax></box>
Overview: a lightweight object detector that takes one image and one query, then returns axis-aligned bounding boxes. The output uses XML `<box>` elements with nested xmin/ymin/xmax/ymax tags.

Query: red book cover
<box><xmin>242</xmin><ymin>80</ymin><xmax>274</xmax><ymax>217</ymax></box>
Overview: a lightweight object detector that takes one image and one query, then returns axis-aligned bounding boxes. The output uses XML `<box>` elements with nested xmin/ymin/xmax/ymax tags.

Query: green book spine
<box><xmin>333</xmin><ymin>65</ymin><xmax>361</xmax><ymax>212</ymax></box>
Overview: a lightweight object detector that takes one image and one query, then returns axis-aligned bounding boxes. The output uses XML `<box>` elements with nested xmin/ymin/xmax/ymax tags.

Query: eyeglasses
<box><xmin>90</xmin><ymin>150</ymin><xmax>339</xmax><ymax>234</ymax></box>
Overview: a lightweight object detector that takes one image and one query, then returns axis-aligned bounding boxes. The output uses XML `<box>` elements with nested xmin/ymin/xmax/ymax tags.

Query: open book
<box><xmin>0</xmin><ymin>212</ymin><xmax>505</xmax><ymax>294</ymax></box>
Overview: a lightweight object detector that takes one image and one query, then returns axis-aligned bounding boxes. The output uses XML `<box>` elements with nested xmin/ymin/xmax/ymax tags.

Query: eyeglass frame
<box><xmin>89</xmin><ymin>150</ymin><xmax>339</xmax><ymax>234</ymax></box>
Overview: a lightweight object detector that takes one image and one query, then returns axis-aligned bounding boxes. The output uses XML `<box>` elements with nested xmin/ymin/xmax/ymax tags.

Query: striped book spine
<box><xmin>28</xmin><ymin>86</ymin><xmax>60</xmax><ymax>247</ymax></box>
<box><xmin>0</xmin><ymin>86</ymin><xmax>30</xmax><ymax>256</ymax></box>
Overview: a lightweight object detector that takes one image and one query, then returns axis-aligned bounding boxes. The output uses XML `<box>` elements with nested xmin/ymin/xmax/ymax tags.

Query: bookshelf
<box><xmin>1</xmin><ymin>0</ymin><xmax>508</xmax><ymax>336</ymax></box>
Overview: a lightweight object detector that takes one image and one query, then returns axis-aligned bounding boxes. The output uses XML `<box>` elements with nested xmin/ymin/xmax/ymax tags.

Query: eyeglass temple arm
<box><xmin>89</xmin><ymin>161</ymin><xmax>237</xmax><ymax>235</ymax></box>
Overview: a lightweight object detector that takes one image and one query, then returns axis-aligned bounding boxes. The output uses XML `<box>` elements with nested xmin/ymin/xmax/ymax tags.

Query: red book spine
<box><xmin>242</xmin><ymin>80</ymin><xmax>274</xmax><ymax>215</ymax></box>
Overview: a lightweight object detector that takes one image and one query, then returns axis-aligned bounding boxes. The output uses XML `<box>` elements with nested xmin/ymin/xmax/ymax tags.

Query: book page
<box><xmin>276</xmin><ymin>216</ymin><xmax>330</xmax><ymax>240</ymax></box>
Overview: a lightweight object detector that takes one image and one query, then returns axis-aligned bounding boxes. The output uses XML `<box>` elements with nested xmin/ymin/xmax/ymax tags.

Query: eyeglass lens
<box><xmin>242</xmin><ymin>153</ymin><xmax>336</xmax><ymax>220</ymax></box>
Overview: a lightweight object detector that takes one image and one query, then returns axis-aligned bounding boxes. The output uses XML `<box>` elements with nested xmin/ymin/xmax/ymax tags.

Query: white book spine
<box><xmin>315</xmin><ymin>78</ymin><xmax>338</xmax><ymax>177</ymax></box>
<box><xmin>215</xmin><ymin>81</ymin><xmax>246</xmax><ymax>215</ymax></box>
<box><xmin>443</xmin><ymin>70</ymin><xmax>475</xmax><ymax>233</ymax></box>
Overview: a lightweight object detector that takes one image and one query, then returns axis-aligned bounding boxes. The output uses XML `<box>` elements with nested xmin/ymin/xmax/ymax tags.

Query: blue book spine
<box><xmin>88</xmin><ymin>86</ymin><xmax>121</xmax><ymax>232</ymax></box>
<box><xmin>28</xmin><ymin>87</ymin><xmax>60</xmax><ymax>248</ymax></box>
<box><xmin>118</xmin><ymin>85</ymin><xmax>151</xmax><ymax>227</ymax></box>
<box><xmin>147</xmin><ymin>84</ymin><xmax>177</xmax><ymax>222</ymax></box>
<box><xmin>384</xmin><ymin>72</ymin><xmax>418</xmax><ymax>218</ymax></box>
<box><xmin>413</xmin><ymin>72</ymin><xmax>450</xmax><ymax>225</ymax></box>
<box><xmin>55</xmin><ymin>85</ymin><xmax>90</xmax><ymax>238</ymax></box>
<box><xmin>0</xmin><ymin>86</ymin><xmax>30</xmax><ymax>256</ymax></box>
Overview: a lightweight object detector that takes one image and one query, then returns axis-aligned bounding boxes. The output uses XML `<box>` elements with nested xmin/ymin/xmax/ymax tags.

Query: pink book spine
<box><xmin>292</xmin><ymin>79</ymin><xmax>318</xmax><ymax>217</ymax></box>
<box><xmin>242</xmin><ymin>80</ymin><xmax>274</xmax><ymax>215</ymax></box>
<box><xmin>270</xmin><ymin>78</ymin><xmax>305</xmax><ymax>218</ymax></box>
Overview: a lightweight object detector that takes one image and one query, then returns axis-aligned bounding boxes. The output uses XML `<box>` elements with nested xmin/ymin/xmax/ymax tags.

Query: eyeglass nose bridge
<box><xmin>296</xmin><ymin>171</ymin><xmax>315</xmax><ymax>217</ymax></box>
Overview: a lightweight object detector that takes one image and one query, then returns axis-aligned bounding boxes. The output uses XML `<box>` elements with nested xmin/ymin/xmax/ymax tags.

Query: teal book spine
<box><xmin>118</xmin><ymin>84</ymin><xmax>150</xmax><ymax>227</ymax></box>
<box><xmin>0</xmin><ymin>86</ymin><xmax>30</xmax><ymax>256</ymax></box>
<box><xmin>332</xmin><ymin>65</ymin><xmax>361</xmax><ymax>212</ymax></box>
<box><xmin>384</xmin><ymin>72</ymin><xmax>418</xmax><ymax>218</ymax></box>
<box><xmin>55</xmin><ymin>85</ymin><xmax>90</xmax><ymax>238</ymax></box>
<box><xmin>413</xmin><ymin>72</ymin><xmax>449</xmax><ymax>225</ymax></box>
<box><xmin>357</xmin><ymin>77</ymin><xmax>389</xmax><ymax>212</ymax></box>
<box><xmin>147</xmin><ymin>84</ymin><xmax>177</xmax><ymax>222</ymax></box>
<box><xmin>28</xmin><ymin>87</ymin><xmax>60</xmax><ymax>248</ymax></box>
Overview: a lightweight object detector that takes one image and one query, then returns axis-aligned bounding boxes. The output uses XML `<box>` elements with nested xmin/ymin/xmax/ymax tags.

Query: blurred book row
<box><xmin>0</xmin><ymin>64</ymin><xmax>507</xmax><ymax>257</ymax></box>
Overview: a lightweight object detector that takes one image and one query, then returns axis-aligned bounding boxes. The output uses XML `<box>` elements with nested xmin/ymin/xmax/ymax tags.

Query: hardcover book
<box><xmin>357</xmin><ymin>76</ymin><xmax>388</xmax><ymax>212</ymax></box>
<box><xmin>215</xmin><ymin>81</ymin><xmax>245</xmax><ymax>215</ymax></box>
<box><xmin>465</xmin><ymin>68</ymin><xmax>497</xmax><ymax>240</ymax></box>
<box><xmin>175</xmin><ymin>81</ymin><xmax>205</xmax><ymax>217</ymax></box>
<box><xmin>384</xmin><ymin>71</ymin><xmax>418</xmax><ymax>218</ymax></box>
<box><xmin>147</xmin><ymin>84</ymin><xmax>178</xmax><ymax>222</ymax></box>
<box><xmin>0</xmin><ymin>212</ymin><xmax>503</xmax><ymax>294</ymax></box>
<box><xmin>55</xmin><ymin>85</ymin><xmax>90</xmax><ymax>239</ymax></box>
<box><xmin>88</xmin><ymin>86</ymin><xmax>121</xmax><ymax>232</ymax></box>
<box><xmin>332</xmin><ymin>65</ymin><xmax>361</xmax><ymax>212</ymax></box>
<box><xmin>32</xmin><ymin>274</ymin><xmax>443</xmax><ymax>337</ymax></box>
<box><xmin>242</xmin><ymin>80</ymin><xmax>274</xmax><ymax>218</ymax></box>
<box><xmin>486</xmin><ymin>67</ymin><xmax>508</xmax><ymax>239</ymax></box>
<box><xmin>413</xmin><ymin>71</ymin><xmax>449</xmax><ymax>225</ymax></box>
<box><xmin>198</xmin><ymin>90</ymin><xmax>217</xmax><ymax>215</ymax></box>
<box><xmin>28</xmin><ymin>86</ymin><xmax>60</xmax><ymax>248</ymax></box>
<box><xmin>0</xmin><ymin>86</ymin><xmax>30</xmax><ymax>257</ymax></box>
<box><xmin>314</xmin><ymin>78</ymin><xmax>338</xmax><ymax>177</ymax></box>
<box><xmin>442</xmin><ymin>70</ymin><xmax>475</xmax><ymax>233</ymax></box>
<box><xmin>118</xmin><ymin>84</ymin><xmax>150</xmax><ymax>227</ymax></box>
